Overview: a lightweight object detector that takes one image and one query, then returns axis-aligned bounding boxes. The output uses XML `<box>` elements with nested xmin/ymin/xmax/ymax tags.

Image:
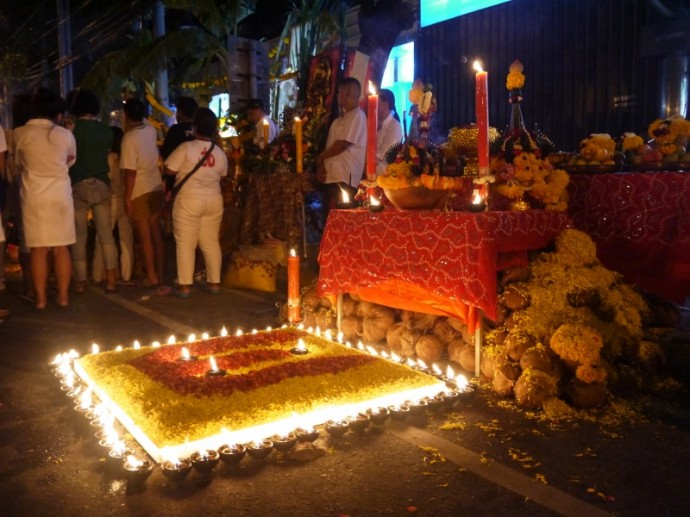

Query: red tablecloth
<box><xmin>317</xmin><ymin>210</ymin><xmax>569</xmax><ymax>331</ymax></box>
<box><xmin>568</xmin><ymin>171</ymin><xmax>690</xmax><ymax>304</ymax></box>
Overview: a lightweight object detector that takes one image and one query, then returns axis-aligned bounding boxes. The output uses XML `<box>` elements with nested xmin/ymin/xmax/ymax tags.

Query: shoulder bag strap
<box><xmin>170</xmin><ymin>141</ymin><xmax>215</xmax><ymax>198</ymax></box>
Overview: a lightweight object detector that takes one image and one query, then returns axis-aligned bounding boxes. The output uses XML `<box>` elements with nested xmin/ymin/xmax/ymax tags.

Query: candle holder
<box><xmin>218</xmin><ymin>443</ymin><xmax>247</xmax><ymax>465</ymax></box>
<box><xmin>469</xmin><ymin>200</ymin><xmax>487</xmax><ymax>213</ymax></box>
<box><xmin>295</xmin><ymin>427</ymin><xmax>320</xmax><ymax>442</ymax></box>
<box><xmin>246</xmin><ymin>439</ymin><xmax>274</xmax><ymax>460</ymax></box>
<box><xmin>388</xmin><ymin>404</ymin><xmax>411</xmax><ymax>421</ymax></box>
<box><xmin>324</xmin><ymin>419</ymin><xmax>350</xmax><ymax>438</ymax></box>
<box><xmin>205</xmin><ymin>369</ymin><xmax>226</xmax><ymax>377</ymax></box>
<box><xmin>421</xmin><ymin>395</ymin><xmax>444</xmax><ymax>411</ymax></box>
<box><xmin>367</xmin><ymin>407</ymin><xmax>390</xmax><ymax>426</ymax></box>
<box><xmin>346</xmin><ymin>413</ymin><xmax>370</xmax><ymax>433</ymax></box>
<box><xmin>123</xmin><ymin>456</ymin><xmax>154</xmax><ymax>485</ymax></box>
<box><xmin>107</xmin><ymin>447</ymin><xmax>134</xmax><ymax>474</ymax></box>
<box><xmin>271</xmin><ymin>432</ymin><xmax>298</xmax><ymax>453</ymax></box>
<box><xmin>368</xmin><ymin>198</ymin><xmax>385</xmax><ymax>212</ymax></box>
<box><xmin>161</xmin><ymin>458</ymin><xmax>193</xmax><ymax>482</ymax></box>
<box><xmin>289</xmin><ymin>345</ymin><xmax>308</xmax><ymax>355</ymax></box>
<box><xmin>190</xmin><ymin>449</ymin><xmax>220</xmax><ymax>473</ymax></box>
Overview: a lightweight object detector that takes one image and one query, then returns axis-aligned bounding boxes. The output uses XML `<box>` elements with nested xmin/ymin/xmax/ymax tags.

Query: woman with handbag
<box><xmin>164</xmin><ymin>108</ymin><xmax>227</xmax><ymax>298</ymax></box>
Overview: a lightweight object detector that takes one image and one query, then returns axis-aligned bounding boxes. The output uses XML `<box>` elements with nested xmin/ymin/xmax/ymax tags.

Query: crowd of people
<box><xmin>0</xmin><ymin>77</ymin><xmax>403</xmax><ymax>316</ymax></box>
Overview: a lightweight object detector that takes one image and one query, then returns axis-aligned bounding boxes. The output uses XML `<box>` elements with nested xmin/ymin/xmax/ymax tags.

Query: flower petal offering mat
<box><xmin>72</xmin><ymin>328</ymin><xmax>445</xmax><ymax>462</ymax></box>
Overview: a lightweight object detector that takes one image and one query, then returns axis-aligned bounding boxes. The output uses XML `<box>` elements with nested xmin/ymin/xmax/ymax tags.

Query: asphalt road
<box><xmin>1</xmin><ymin>268</ymin><xmax>690</xmax><ymax>517</ymax></box>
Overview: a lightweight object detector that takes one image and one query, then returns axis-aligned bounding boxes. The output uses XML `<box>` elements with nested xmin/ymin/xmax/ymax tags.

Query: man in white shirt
<box><xmin>121</xmin><ymin>98</ymin><xmax>166</xmax><ymax>289</ymax></box>
<box><xmin>315</xmin><ymin>77</ymin><xmax>367</xmax><ymax>207</ymax></box>
<box><xmin>376</xmin><ymin>89</ymin><xmax>403</xmax><ymax>176</ymax></box>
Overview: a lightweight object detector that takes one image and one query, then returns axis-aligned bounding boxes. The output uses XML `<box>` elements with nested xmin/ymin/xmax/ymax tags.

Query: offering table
<box><xmin>317</xmin><ymin>209</ymin><xmax>570</xmax><ymax>374</ymax></box>
<box><xmin>568</xmin><ymin>171</ymin><xmax>690</xmax><ymax>305</ymax></box>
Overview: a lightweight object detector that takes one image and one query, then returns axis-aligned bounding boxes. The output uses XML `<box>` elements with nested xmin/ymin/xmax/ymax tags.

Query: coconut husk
<box><xmin>519</xmin><ymin>346</ymin><xmax>555</xmax><ymax>374</ymax></box>
<box><xmin>455</xmin><ymin>343</ymin><xmax>476</xmax><ymax>373</ymax></box>
<box><xmin>314</xmin><ymin>308</ymin><xmax>335</xmax><ymax>331</ymax></box>
<box><xmin>500</xmin><ymin>266</ymin><xmax>530</xmax><ymax>285</ymax></box>
<box><xmin>302</xmin><ymin>287</ymin><xmax>321</xmax><ymax>310</ymax></box>
<box><xmin>566</xmin><ymin>378</ymin><xmax>607</xmax><ymax>408</ymax></box>
<box><xmin>636</xmin><ymin>340</ymin><xmax>666</xmax><ymax>374</ymax></box>
<box><xmin>319</xmin><ymin>296</ymin><xmax>333</xmax><ymax>309</ymax></box>
<box><xmin>501</xmin><ymin>284</ymin><xmax>531</xmax><ymax>311</ymax></box>
<box><xmin>505</xmin><ymin>332</ymin><xmax>536</xmax><ymax>362</ymax></box>
<box><xmin>433</xmin><ymin>318</ymin><xmax>460</xmax><ymax>344</ymax></box>
<box><xmin>362</xmin><ymin>306</ymin><xmax>396</xmax><ymax>344</ymax></box>
<box><xmin>447</xmin><ymin>339</ymin><xmax>466</xmax><ymax>365</ymax></box>
<box><xmin>386</xmin><ymin>322</ymin><xmax>405</xmax><ymax>352</ymax></box>
<box><xmin>410</xmin><ymin>313</ymin><xmax>440</xmax><ymax>331</ymax></box>
<box><xmin>398</xmin><ymin>327</ymin><xmax>421</xmax><ymax>358</ymax></box>
<box><xmin>416</xmin><ymin>334</ymin><xmax>445</xmax><ymax>364</ymax></box>
<box><xmin>447</xmin><ymin>318</ymin><xmax>474</xmax><ymax>344</ymax></box>
<box><xmin>497</xmin><ymin>360</ymin><xmax>521</xmax><ymax>382</ymax></box>
<box><xmin>357</xmin><ymin>300</ymin><xmax>377</xmax><ymax>318</ymax></box>
<box><xmin>514</xmin><ymin>368</ymin><xmax>559</xmax><ymax>409</ymax></box>
<box><xmin>340</xmin><ymin>314</ymin><xmax>363</xmax><ymax>341</ymax></box>
<box><xmin>341</xmin><ymin>295</ymin><xmax>357</xmax><ymax>316</ymax></box>
<box><xmin>480</xmin><ymin>346</ymin><xmax>507</xmax><ymax>379</ymax></box>
<box><xmin>492</xmin><ymin>368</ymin><xmax>515</xmax><ymax>397</ymax></box>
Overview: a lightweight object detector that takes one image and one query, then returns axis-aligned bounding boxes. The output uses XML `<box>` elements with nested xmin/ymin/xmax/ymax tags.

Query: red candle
<box><xmin>474</xmin><ymin>61</ymin><xmax>489</xmax><ymax>177</ymax></box>
<box><xmin>366</xmin><ymin>82</ymin><xmax>378</xmax><ymax>182</ymax></box>
<box><xmin>287</xmin><ymin>249</ymin><xmax>300</xmax><ymax>323</ymax></box>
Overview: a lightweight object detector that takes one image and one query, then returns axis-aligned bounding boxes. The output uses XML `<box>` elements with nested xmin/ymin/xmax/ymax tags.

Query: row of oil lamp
<box><xmin>51</xmin><ymin>324</ymin><xmax>474</xmax><ymax>486</ymax></box>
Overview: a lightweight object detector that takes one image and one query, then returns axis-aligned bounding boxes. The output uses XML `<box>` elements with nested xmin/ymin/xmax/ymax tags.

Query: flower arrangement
<box><xmin>493</xmin><ymin>60</ymin><xmax>569</xmax><ymax>211</ymax></box>
<box><xmin>647</xmin><ymin>115</ymin><xmax>690</xmax><ymax>156</ymax></box>
<box><xmin>376</xmin><ymin>142</ymin><xmax>464</xmax><ymax>191</ymax></box>
<box><xmin>408</xmin><ymin>79</ymin><xmax>434</xmax><ymax>116</ymax></box>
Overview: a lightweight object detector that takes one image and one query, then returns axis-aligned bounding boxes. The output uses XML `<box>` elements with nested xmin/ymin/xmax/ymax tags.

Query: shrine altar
<box><xmin>317</xmin><ymin>209</ymin><xmax>570</xmax><ymax>333</ymax></box>
<box><xmin>568</xmin><ymin>171</ymin><xmax>690</xmax><ymax>304</ymax></box>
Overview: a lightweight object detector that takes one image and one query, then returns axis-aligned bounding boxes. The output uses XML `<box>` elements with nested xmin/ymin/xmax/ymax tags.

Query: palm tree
<box><xmin>80</xmin><ymin>0</ymin><xmax>256</xmax><ymax>109</ymax></box>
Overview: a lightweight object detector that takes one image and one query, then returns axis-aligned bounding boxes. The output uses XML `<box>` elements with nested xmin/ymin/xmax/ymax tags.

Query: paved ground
<box><xmin>1</xmin><ymin>264</ymin><xmax>690</xmax><ymax>517</ymax></box>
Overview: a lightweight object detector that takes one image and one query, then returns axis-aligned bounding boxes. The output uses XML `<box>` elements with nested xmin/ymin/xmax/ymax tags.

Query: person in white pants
<box><xmin>93</xmin><ymin>126</ymin><xmax>134</xmax><ymax>283</ymax></box>
<box><xmin>164</xmin><ymin>108</ymin><xmax>227</xmax><ymax>298</ymax></box>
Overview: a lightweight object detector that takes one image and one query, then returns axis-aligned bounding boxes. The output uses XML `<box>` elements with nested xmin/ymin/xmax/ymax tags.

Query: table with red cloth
<box><xmin>568</xmin><ymin>171</ymin><xmax>690</xmax><ymax>304</ymax></box>
<box><xmin>317</xmin><ymin>209</ymin><xmax>569</xmax><ymax>333</ymax></box>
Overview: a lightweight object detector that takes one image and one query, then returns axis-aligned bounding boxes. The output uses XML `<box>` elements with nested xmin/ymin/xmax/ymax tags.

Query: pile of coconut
<box><xmin>288</xmin><ymin>229</ymin><xmax>678</xmax><ymax>410</ymax></box>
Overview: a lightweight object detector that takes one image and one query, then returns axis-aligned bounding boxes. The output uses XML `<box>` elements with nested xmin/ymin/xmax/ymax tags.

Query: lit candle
<box><xmin>290</xmin><ymin>338</ymin><xmax>308</xmax><ymax>355</ymax></box>
<box><xmin>366</xmin><ymin>81</ymin><xmax>378</xmax><ymax>182</ymax></box>
<box><xmin>473</xmin><ymin>60</ymin><xmax>490</xmax><ymax>178</ymax></box>
<box><xmin>261</xmin><ymin>118</ymin><xmax>269</xmax><ymax>149</ymax></box>
<box><xmin>469</xmin><ymin>187</ymin><xmax>486</xmax><ymax>212</ymax></box>
<box><xmin>369</xmin><ymin>195</ymin><xmax>384</xmax><ymax>212</ymax></box>
<box><xmin>294</xmin><ymin>117</ymin><xmax>303</xmax><ymax>173</ymax></box>
<box><xmin>287</xmin><ymin>248</ymin><xmax>301</xmax><ymax>323</ymax></box>
<box><xmin>206</xmin><ymin>355</ymin><xmax>226</xmax><ymax>376</ymax></box>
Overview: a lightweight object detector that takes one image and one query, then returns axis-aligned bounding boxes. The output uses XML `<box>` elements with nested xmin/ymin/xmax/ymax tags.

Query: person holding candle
<box><xmin>315</xmin><ymin>77</ymin><xmax>367</xmax><ymax>211</ymax></box>
<box><xmin>376</xmin><ymin>89</ymin><xmax>403</xmax><ymax>177</ymax></box>
<box><xmin>164</xmin><ymin>108</ymin><xmax>228</xmax><ymax>298</ymax></box>
<box><xmin>245</xmin><ymin>99</ymin><xmax>278</xmax><ymax>147</ymax></box>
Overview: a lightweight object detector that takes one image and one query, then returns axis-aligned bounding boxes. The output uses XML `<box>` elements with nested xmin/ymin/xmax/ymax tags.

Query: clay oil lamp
<box><xmin>106</xmin><ymin>440</ymin><xmax>133</xmax><ymax>474</ymax></box>
<box><xmin>190</xmin><ymin>449</ymin><xmax>220</xmax><ymax>473</ymax></box>
<box><xmin>468</xmin><ymin>187</ymin><xmax>487</xmax><ymax>212</ymax></box>
<box><xmin>271</xmin><ymin>432</ymin><xmax>298</xmax><ymax>453</ymax></box>
<box><xmin>161</xmin><ymin>457</ymin><xmax>192</xmax><ymax>482</ymax></box>
<box><xmin>123</xmin><ymin>454</ymin><xmax>154</xmax><ymax>485</ymax></box>
<box><xmin>290</xmin><ymin>338</ymin><xmax>309</xmax><ymax>355</ymax></box>
<box><xmin>388</xmin><ymin>404</ymin><xmax>411</xmax><ymax>421</ymax></box>
<box><xmin>218</xmin><ymin>443</ymin><xmax>247</xmax><ymax>465</ymax></box>
<box><xmin>406</xmin><ymin>398</ymin><xmax>429</xmax><ymax>416</ymax></box>
<box><xmin>335</xmin><ymin>188</ymin><xmax>354</xmax><ymax>209</ymax></box>
<box><xmin>346</xmin><ymin>413</ymin><xmax>370</xmax><ymax>433</ymax></box>
<box><xmin>295</xmin><ymin>426</ymin><xmax>319</xmax><ymax>442</ymax></box>
<box><xmin>246</xmin><ymin>439</ymin><xmax>274</xmax><ymax>460</ymax></box>
<box><xmin>179</xmin><ymin>346</ymin><xmax>197</xmax><ymax>362</ymax></box>
<box><xmin>205</xmin><ymin>356</ymin><xmax>226</xmax><ymax>377</ymax></box>
<box><xmin>369</xmin><ymin>195</ymin><xmax>384</xmax><ymax>212</ymax></box>
<box><xmin>324</xmin><ymin>419</ymin><xmax>350</xmax><ymax>438</ymax></box>
<box><xmin>367</xmin><ymin>406</ymin><xmax>390</xmax><ymax>426</ymax></box>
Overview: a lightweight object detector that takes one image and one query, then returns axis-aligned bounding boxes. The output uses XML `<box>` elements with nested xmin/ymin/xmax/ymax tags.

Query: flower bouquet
<box><xmin>493</xmin><ymin>60</ymin><xmax>569</xmax><ymax>211</ymax></box>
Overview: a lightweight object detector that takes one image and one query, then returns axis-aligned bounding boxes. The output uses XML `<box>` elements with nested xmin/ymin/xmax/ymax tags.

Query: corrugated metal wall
<box><xmin>416</xmin><ymin>0</ymin><xmax>669</xmax><ymax>151</ymax></box>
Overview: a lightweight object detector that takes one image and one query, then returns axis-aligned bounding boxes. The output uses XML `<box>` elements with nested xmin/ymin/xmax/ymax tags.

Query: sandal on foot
<box><xmin>205</xmin><ymin>283</ymin><xmax>220</xmax><ymax>294</ymax></box>
<box><xmin>155</xmin><ymin>285</ymin><xmax>173</xmax><ymax>297</ymax></box>
<box><xmin>175</xmin><ymin>287</ymin><xmax>191</xmax><ymax>299</ymax></box>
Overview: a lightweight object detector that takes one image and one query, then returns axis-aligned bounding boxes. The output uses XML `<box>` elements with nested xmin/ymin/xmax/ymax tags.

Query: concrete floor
<box><xmin>1</xmin><ymin>263</ymin><xmax>690</xmax><ymax>516</ymax></box>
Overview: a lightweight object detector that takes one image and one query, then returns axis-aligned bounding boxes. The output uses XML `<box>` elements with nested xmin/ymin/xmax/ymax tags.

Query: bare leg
<box><xmin>150</xmin><ymin>216</ymin><xmax>165</xmax><ymax>285</ymax></box>
<box><xmin>31</xmin><ymin>247</ymin><xmax>49</xmax><ymax>309</ymax></box>
<box><xmin>133</xmin><ymin>218</ymin><xmax>158</xmax><ymax>286</ymax></box>
<box><xmin>53</xmin><ymin>245</ymin><xmax>72</xmax><ymax>306</ymax></box>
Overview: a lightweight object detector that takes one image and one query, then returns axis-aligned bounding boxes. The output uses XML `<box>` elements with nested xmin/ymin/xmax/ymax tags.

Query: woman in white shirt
<box><xmin>164</xmin><ymin>108</ymin><xmax>227</xmax><ymax>298</ymax></box>
<box><xmin>376</xmin><ymin>89</ymin><xmax>404</xmax><ymax>176</ymax></box>
<box><xmin>14</xmin><ymin>89</ymin><xmax>76</xmax><ymax>309</ymax></box>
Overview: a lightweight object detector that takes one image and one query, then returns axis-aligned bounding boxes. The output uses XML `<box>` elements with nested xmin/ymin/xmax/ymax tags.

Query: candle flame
<box><xmin>91</xmin><ymin>343</ymin><xmax>99</xmax><ymax>355</ymax></box>
<box><xmin>181</xmin><ymin>347</ymin><xmax>190</xmax><ymax>360</ymax></box>
<box><xmin>337</xmin><ymin>331</ymin><xmax>344</xmax><ymax>343</ymax></box>
<box><xmin>202</xmin><ymin>332</ymin><xmax>210</xmax><ymax>340</ymax></box>
<box><xmin>472</xmin><ymin>188</ymin><xmax>483</xmax><ymax>204</ymax></box>
<box><xmin>187</xmin><ymin>334</ymin><xmax>196</xmax><ymax>343</ymax></box>
<box><xmin>296</xmin><ymin>338</ymin><xmax>307</xmax><ymax>352</ymax></box>
<box><xmin>79</xmin><ymin>387</ymin><xmax>93</xmax><ymax>409</ymax></box>
<box><xmin>473</xmin><ymin>60</ymin><xmax>484</xmax><ymax>73</ymax></box>
<box><xmin>368</xmin><ymin>80</ymin><xmax>377</xmax><ymax>96</ymax></box>
<box><xmin>357</xmin><ymin>341</ymin><xmax>365</xmax><ymax>351</ymax></box>
<box><xmin>152</xmin><ymin>341</ymin><xmax>161</xmax><ymax>348</ymax></box>
<box><xmin>417</xmin><ymin>358</ymin><xmax>429</xmax><ymax>370</ymax></box>
<box><xmin>236</xmin><ymin>329</ymin><xmax>243</xmax><ymax>336</ymax></box>
<box><xmin>324</xmin><ymin>329</ymin><xmax>333</xmax><ymax>340</ymax></box>
<box><xmin>112</xmin><ymin>439</ymin><xmax>126</xmax><ymax>455</ymax></box>
<box><xmin>340</xmin><ymin>188</ymin><xmax>350</xmax><ymax>203</ymax></box>
<box><xmin>370</xmin><ymin>195</ymin><xmax>381</xmax><ymax>206</ymax></box>
<box><xmin>133</xmin><ymin>340</ymin><xmax>141</xmax><ymax>350</ymax></box>
<box><xmin>366</xmin><ymin>345</ymin><xmax>378</xmax><ymax>356</ymax></box>
<box><xmin>315</xmin><ymin>326</ymin><xmax>321</xmax><ymax>337</ymax></box>
<box><xmin>432</xmin><ymin>363</ymin><xmax>443</xmax><ymax>375</ymax></box>
<box><xmin>220</xmin><ymin>326</ymin><xmax>228</xmax><ymax>337</ymax></box>
<box><xmin>294</xmin><ymin>116</ymin><xmax>301</xmax><ymax>123</ymax></box>
<box><xmin>447</xmin><ymin>365</ymin><xmax>456</xmax><ymax>379</ymax></box>
<box><xmin>209</xmin><ymin>355</ymin><xmax>219</xmax><ymax>371</ymax></box>
<box><xmin>167</xmin><ymin>335</ymin><xmax>176</xmax><ymax>345</ymax></box>
<box><xmin>197</xmin><ymin>449</ymin><xmax>208</xmax><ymax>459</ymax></box>
<box><xmin>456</xmin><ymin>374</ymin><xmax>469</xmax><ymax>391</ymax></box>
<box><xmin>125</xmin><ymin>455</ymin><xmax>144</xmax><ymax>468</ymax></box>
<box><xmin>289</xmin><ymin>248</ymin><xmax>297</xmax><ymax>257</ymax></box>
<box><xmin>262</xmin><ymin>118</ymin><xmax>269</xmax><ymax>127</ymax></box>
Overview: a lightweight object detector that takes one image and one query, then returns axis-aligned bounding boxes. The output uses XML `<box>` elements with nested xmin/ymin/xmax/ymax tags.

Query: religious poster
<box><xmin>306</xmin><ymin>47</ymin><xmax>342</xmax><ymax>124</ymax></box>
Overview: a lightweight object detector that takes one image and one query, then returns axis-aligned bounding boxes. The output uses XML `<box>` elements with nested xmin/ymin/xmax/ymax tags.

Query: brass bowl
<box><xmin>383</xmin><ymin>187</ymin><xmax>447</xmax><ymax>210</ymax></box>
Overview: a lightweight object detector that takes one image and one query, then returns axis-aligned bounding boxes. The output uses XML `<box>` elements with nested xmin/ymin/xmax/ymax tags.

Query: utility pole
<box><xmin>56</xmin><ymin>0</ymin><xmax>73</xmax><ymax>97</ymax></box>
<box><xmin>154</xmin><ymin>1</ymin><xmax>170</xmax><ymax>114</ymax></box>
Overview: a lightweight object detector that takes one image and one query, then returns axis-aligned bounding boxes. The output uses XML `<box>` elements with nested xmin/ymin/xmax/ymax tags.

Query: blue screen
<box><xmin>420</xmin><ymin>0</ymin><xmax>511</xmax><ymax>28</ymax></box>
